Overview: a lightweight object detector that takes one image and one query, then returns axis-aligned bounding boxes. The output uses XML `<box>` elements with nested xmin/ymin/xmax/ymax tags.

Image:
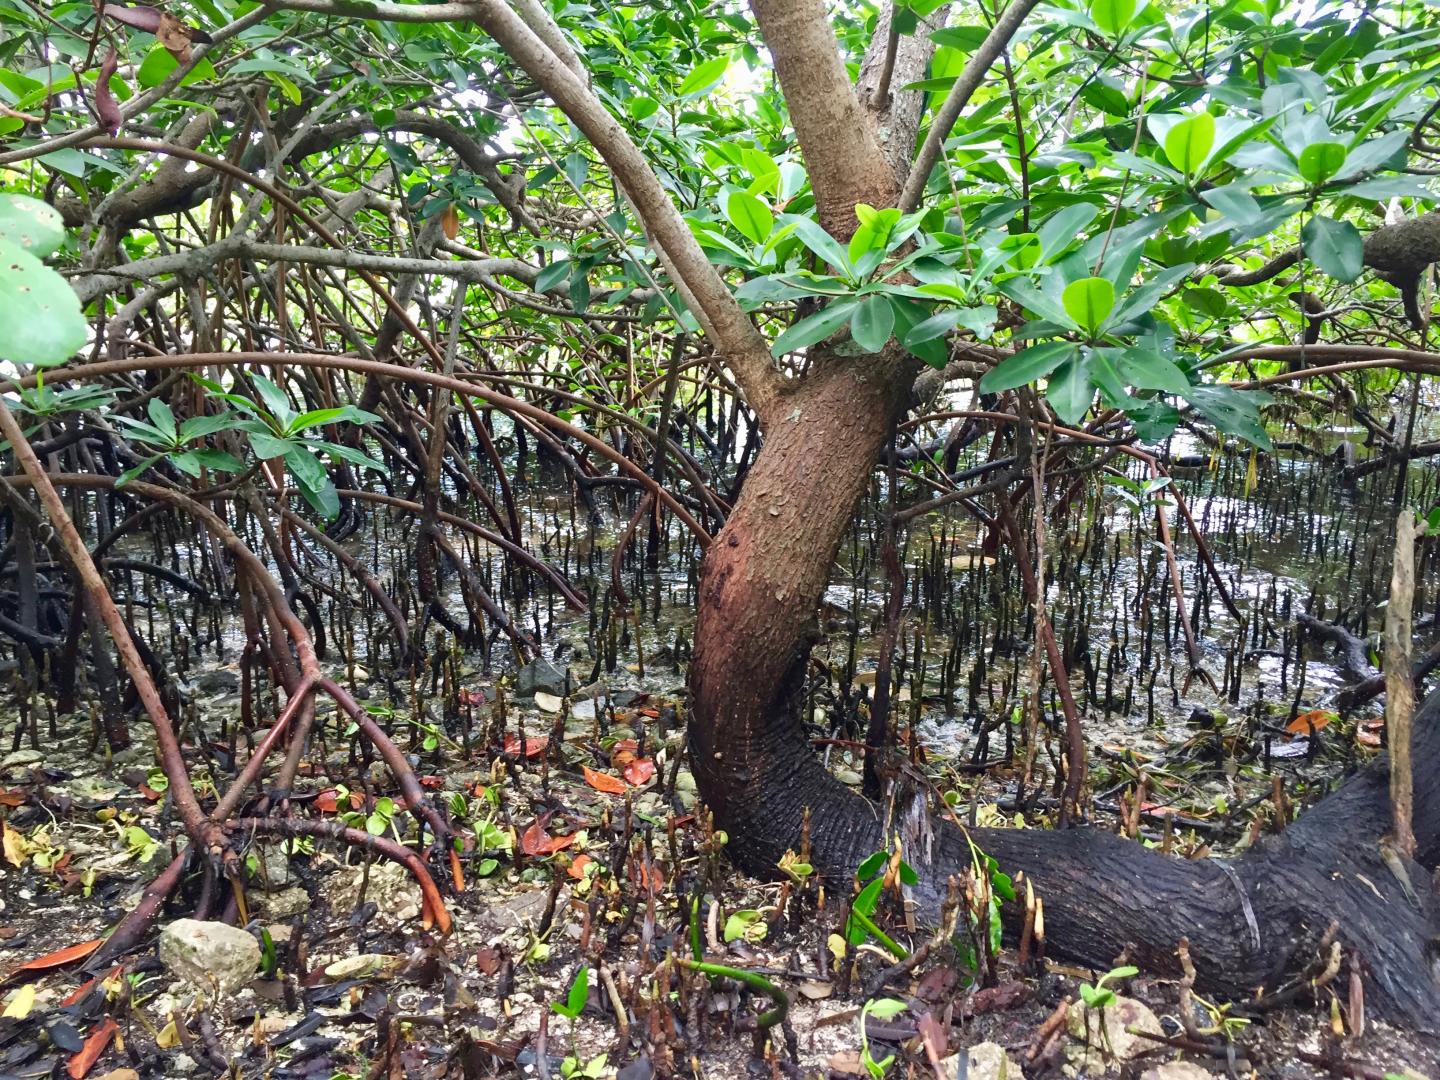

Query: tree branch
<box><xmin>267</xmin><ymin>0</ymin><xmax>780</xmax><ymax>416</ymax></box>
<box><xmin>747</xmin><ymin>0</ymin><xmax>898</xmax><ymax>236</ymax></box>
<box><xmin>899</xmin><ymin>0</ymin><xmax>1044</xmax><ymax>214</ymax></box>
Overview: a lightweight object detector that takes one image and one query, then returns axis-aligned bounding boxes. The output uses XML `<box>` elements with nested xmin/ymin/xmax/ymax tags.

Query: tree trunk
<box><xmin>688</xmin><ymin>355</ymin><xmax>1440</xmax><ymax>1036</ymax></box>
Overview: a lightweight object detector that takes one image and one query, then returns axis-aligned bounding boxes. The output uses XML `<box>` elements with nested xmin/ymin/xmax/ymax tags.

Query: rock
<box><xmin>1</xmin><ymin>749</ymin><xmax>42</xmax><ymax>770</ymax></box>
<box><xmin>257</xmin><ymin>846</ymin><xmax>290</xmax><ymax>887</ymax></box>
<box><xmin>331</xmin><ymin>861</ymin><xmax>421</xmax><ymax>922</ymax></box>
<box><xmin>193</xmin><ymin>668</ymin><xmax>240</xmax><ymax>695</ymax></box>
<box><xmin>1141</xmin><ymin>1064</ymin><xmax>1219</xmax><ymax>1080</ymax></box>
<box><xmin>940</xmin><ymin>1042</ymin><xmax>1022</xmax><ymax>1080</ymax></box>
<box><xmin>516</xmin><ymin>659</ymin><xmax>570</xmax><ymax>697</ymax></box>
<box><xmin>1066</xmin><ymin>994</ymin><xmax>1164</xmax><ymax>1066</ymax></box>
<box><xmin>323</xmin><ymin>953</ymin><xmax>402</xmax><ymax>981</ymax></box>
<box><xmin>158</xmin><ymin>919</ymin><xmax>259</xmax><ymax>995</ymax></box>
<box><xmin>258</xmin><ymin>886</ymin><xmax>310</xmax><ymax>918</ymax></box>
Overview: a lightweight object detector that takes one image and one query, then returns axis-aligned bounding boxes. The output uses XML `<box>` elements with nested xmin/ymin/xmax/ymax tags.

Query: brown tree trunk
<box><xmin>688</xmin><ymin>353</ymin><xmax>1440</xmax><ymax>1038</ymax></box>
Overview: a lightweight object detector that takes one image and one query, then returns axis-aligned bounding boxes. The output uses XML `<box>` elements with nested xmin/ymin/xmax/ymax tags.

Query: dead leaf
<box><xmin>2</xmin><ymin>822</ymin><xmax>26</xmax><ymax>867</ymax></box>
<box><xmin>1286</xmin><ymin>709</ymin><xmax>1335</xmax><ymax>735</ymax></box>
<box><xmin>582</xmin><ymin>766</ymin><xmax>626</xmax><ymax>795</ymax></box>
<box><xmin>622</xmin><ymin>758</ymin><xmax>655</xmax><ymax>786</ymax></box>
<box><xmin>520</xmin><ymin>814</ymin><xmax>578</xmax><ymax>856</ymax></box>
<box><xmin>12</xmin><ymin>938</ymin><xmax>104</xmax><ymax>975</ymax></box>
<box><xmin>797</xmin><ymin>980</ymin><xmax>833</xmax><ymax>1000</ymax></box>
<box><xmin>67</xmin><ymin>1016</ymin><xmax>118</xmax><ymax>1079</ymax></box>
<box><xmin>94</xmin><ymin>1071</ymin><xmax>139</xmax><ymax>1080</ymax></box>
<box><xmin>476</xmin><ymin>947</ymin><xmax>503</xmax><ymax>975</ymax></box>
<box><xmin>440</xmin><ymin>203</ymin><xmax>460</xmax><ymax>240</ymax></box>
<box><xmin>534</xmin><ymin>692</ymin><xmax>563</xmax><ymax>714</ymax></box>
<box><xmin>917</xmin><ymin>1010</ymin><xmax>948</xmax><ymax>1062</ymax></box>
<box><xmin>503</xmin><ymin>734</ymin><xmax>548</xmax><ymax>759</ymax></box>
<box><xmin>154</xmin><ymin>12</ymin><xmax>193</xmax><ymax>60</ymax></box>
<box><xmin>567</xmin><ymin>854</ymin><xmax>592</xmax><ymax>880</ymax></box>
<box><xmin>0</xmin><ymin>790</ymin><xmax>24</xmax><ymax>808</ymax></box>
<box><xmin>2</xmin><ymin>984</ymin><xmax>35</xmax><ymax>1019</ymax></box>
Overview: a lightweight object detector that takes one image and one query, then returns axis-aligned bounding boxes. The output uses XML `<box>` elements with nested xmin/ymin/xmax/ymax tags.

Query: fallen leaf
<box><xmin>520</xmin><ymin>818</ymin><xmax>577</xmax><ymax>857</ymax></box>
<box><xmin>623</xmin><ymin>758</ymin><xmax>655</xmax><ymax>786</ymax></box>
<box><xmin>154</xmin><ymin>1019</ymin><xmax>180</xmax><ymax>1049</ymax></box>
<box><xmin>0</xmin><ymin>790</ymin><xmax>24</xmax><ymax>808</ymax></box>
<box><xmin>1286</xmin><ymin>709</ymin><xmax>1335</xmax><ymax>735</ymax></box>
<box><xmin>67</xmin><ymin>1016</ymin><xmax>118</xmax><ymax>1079</ymax></box>
<box><xmin>419</xmin><ymin>775</ymin><xmax>444</xmax><ymax>789</ymax></box>
<box><xmin>476</xmin><ymin>947</ymin><xmax>503</xmax><ymax>975</ymax></box>
<box><xmin>2</xmin><ymin>984</ymin><xmax>36</xmax><ymax>1018</ymax></box>
<box><xmin>503</xmin><ymin>734</ymin><xmax>548</xmax><ymax>759</ymax></box>
<box><xmin>798</xmin><ymin>980</ymin><xmax>833</xmax><ymax>1000</ymax></box>
<box><xmin>2</xmin><ymin>822</ymin><xmax>27</xmax><ymax>867</ymax></box>
<box><xmin>94</xmin><ymin>1070</ymin><xmax>139</xmax><ymax>1080</ymax></box>
<box><xmin>534</xmin><ymin>692</ymin><xmax>564</xmax><ymax>713</ymax></box>
<box><xmin>567</xmin><ymin>854</ymin><xmax>592</xmax><ymax>880</ymax></box>
<box><xmin>582</xmin><ymin>766</ymin><xmax>626</xmax><ymax>795</ymax></box>
<box><xmin>137</xmin><ymin>784</ymin><xmax>163</xmax><ymax>802</ymax></box>
<box><xmin>12</xmin><ymin>937</ymin><xmax>103</xmax><ymax>974</ymax></box>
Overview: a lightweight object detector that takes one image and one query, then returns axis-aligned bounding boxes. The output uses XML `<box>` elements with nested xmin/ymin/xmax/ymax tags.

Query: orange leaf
<box><xmin>1286</xmin><ymin>709</ymin><xmax>1335</xmax><ymax>735</ymax></box>
<box><xmin>623</xmin><ymin>758</ymin><xmax>656</xmax><ymax>786</ymax></box>
<box><xmin>419</xmin><ymin>775</ymin><xmax>444</xmax><ymax>789</ymax></box>
<box><xmin>67</xmin><ymin>1016</ymin><xmax>117</xmax><ymax>1079</ymax></box>
<box><xmin>520</xmin><ymin>821</ymin><xmax>577</xmax><ymax>857</ymax></box>
<box><xmin>1357</xmin><ymin>728</ymin><xmax>1383</xmax><ymax>747</ymax></box>
<box><xmin>611</xmin><ymin>738</ymin><xmax>638</xmax><ymax>753</ymax></box>
<box><xmin>567</xmin><ymin>854</ymin><xmax>592</xmax><ymax>880</ymax></box>
<box><xmin>503</xmin><ymin>734</ymin><xmax>548</xmax><ymax>759</ymax></box>
<box><xmin>440</xmin><ymin>203</ymin><xmax>460</xmax><ymax>240</ymax></box>
<box><xmin>137</xmin><ymin>784</ymin><xmax>163</xmax><ymax>802</ymax></box>
<box><xmin>582</xmin><ymin>766</ymin><xmax>626</xmax><ymax>795</ymax></box>
<box><xmin>315</xmin><ymin>790</ymin><xmax>338</xmax><ymax>813</ymax></box>
<box><xmin>13</xmin><ymin>938</ymin><xmax>103</xmax><ymax>974</ymax></box>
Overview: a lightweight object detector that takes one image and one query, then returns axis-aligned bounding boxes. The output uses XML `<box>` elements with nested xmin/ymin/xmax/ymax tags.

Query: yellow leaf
<box><xmin>3</xmin><ymin>822</ymin><xmax>28</xmax><ymax>867</ymax></box>
<box><xmin>827</xmin><ymin>933</ymin><xmax>847</xmax><ymax>963</ymax></box>
<box><xmin>2</xmin><ymin>984</ymin><xmax>35</xmax><ymax>1019</ymax></box>
<box><xmin>156</xmin><ymin>1019</ymin><xmax>181</xmax><ymax>1049</ymax></box>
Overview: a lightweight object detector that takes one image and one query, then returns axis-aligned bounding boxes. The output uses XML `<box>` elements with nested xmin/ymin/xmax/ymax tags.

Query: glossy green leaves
<box><xmin>0</xmin><ymin>194</ymin><xmax>85</xmax><ymax>367</ymax></box>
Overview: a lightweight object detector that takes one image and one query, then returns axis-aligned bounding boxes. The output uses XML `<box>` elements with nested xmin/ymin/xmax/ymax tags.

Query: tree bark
<box><xmin>689</xmin><ymin>372</ymin><xmax>1440</xmax><ymax>1028</ymax></box>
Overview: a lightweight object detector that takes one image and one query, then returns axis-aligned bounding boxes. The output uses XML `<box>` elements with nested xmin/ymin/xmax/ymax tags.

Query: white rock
<box><xmin>1141</xmin><ymin>1064</ymin><xmax>1219</xmax><ymax>1080</ymax></box>
<box><xmin>1067</xmin><ymin>994</ymin><xmax>1165</xmax><ymax>1065</ymax></box>
<box><xmin>941</xmin><ymin>1042</ymin><xmax>1023</xmax><ymax>1080</ymax></box>
<box><xmin>331</xmin><ymin>861</ymin><xmax>420</xmax><ymax>922</ymax></box>
<box><xmin>158</xmin><ymin>919</ymin><xmax>260</xmax><ymax>995</ymax></box>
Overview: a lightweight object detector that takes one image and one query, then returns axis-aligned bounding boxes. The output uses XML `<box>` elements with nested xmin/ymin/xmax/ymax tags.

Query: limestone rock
<box><xmin>1141</xmin><ymin>1064</ymin><xmax>1219</xmax><ymax>1080</ymax></box>
<box><xmin>158</xmin><ymin>919</ymin><xmax>259</xmax><ymax>995</ymax></box>
<box><xmin>331</xmin><ymin>860</ymin><xmax>421</xmax><ymax>922</ymax></box>
<box><xmin>1066</xmin><ymin>994</ymin><xmax>1164</xmax><ymax>1066</ymax></box>
<box><xmin>941</xmin><ymin>1041</ymin><xmax>1023</xmax><ymax>1079</ymax></box>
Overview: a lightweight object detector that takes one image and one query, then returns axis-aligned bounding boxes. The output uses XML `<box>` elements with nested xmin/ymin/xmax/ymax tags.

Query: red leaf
<box><xmin>623</xmin><ymin>758</ymin><xmax>655</xmax><ymax>786</ymax></box>
<box><xmin>13</xmin><ymin>938</ymin><xmax>103</xmax><ymax>974</ymax></box>
<box><xmin>582</xmin><ymin>766</ymin><xmax>626</xmax><ymax>795</ymax></box>
<box><xmin>137</xmin><ymin>784</ymin><xmax>163</xmax><ymax>802</ymax></box>
<box><xmin>503</xmin><ymin>734</ymin><xmax>548</xmax><ymax>759</ymax></box>
<box><xmin>520</xmin><ymin>817</ymin><xmax>577</xmax><ymax>857</ymax></box>
<box><xmin>314</xmin><ymin>790</ymin><xmax>338</xmax><ymax>813</ymax></box>
<box><xmin>419</xmin><ymin>775</ymin><xmax>444</xmax><ymax>789</ymax></box>
<box><xmin>67</xmin><ymin>1016</ymin><xmax>117</xmax><ymax>1079</ymax></box>
<box><xmin>567</xmin><ymin>854</ymin><xmax>592</xmax><ymax>880</ymax></box>
<box><xmin>95</xmin><ymin>48</ymin><xmax>121</xmax><ymax>136</ymax></box>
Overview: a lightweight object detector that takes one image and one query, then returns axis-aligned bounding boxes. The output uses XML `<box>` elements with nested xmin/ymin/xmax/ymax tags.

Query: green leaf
<box><xmin>1062</xmin><ymin>277</ymin><xmax>1115</xmax><ymax>334</ymax></box>
<box><xmin>249</xmin><ymin>374</ymin><xmax>295</xmax><ymax>428</ymax></box>
<box><xmin>850</xmin><ymin>295</ymin><xmax>895</xmax><ymax>353</ymax></box>
<box><xmin>1115</xmin><ymin>348</ymin><xmax>1191</xmax><ymax>394</ymax></box>
<box><xmin>245</xmin><ymin>428</ymin><xmax>291</xmax><ymax>459</ymax></box>
<box><xmin>0</xmin><ymin>194</ymin><xmax>65</xmax><ymax>258</ymax></box>
<box><xmin>771</xmin><ymin>299</ymin><xmax>857</xmax><ymax>356</ymax></box>
<box><xmin>866</xmin><ymin>998</ymin><xmax>909</xmax><ymax>1021</ymax></box>
<box><xmin>725</xmin><ymin>190</ymin><xmax>773</xmax><ymax>245</ymax></box>
<box><xmin>1185</xmin><ymin>384</ymin><xmax>1273</xmax><ymax>451</ymax></box>
<box><xmin>856</xmin><ymin>851</ymin><xmax>886</xmax><ymax>880</ymax></box>
<box><xmin>147</xmin><ymin>399</ymin><xmax>177</xmax><ymax>443</ymax></box>
<box><xmin>1089</xmin><ymin>0</ymin><xmax>1136</xmax><ymax>36</ymax></box>
<box><xmin>996</xmin><ymin>277</ymin><xmax>1077</xmax><ymax>329</ymax></box>
<box><xmin>0</xmin><ymin>238</ymin><xmax>87</xmax><ymax>367</ymax></box>
<box><xmin>1045</xmin><ymin>353</ymin><xmax>1095</xmax><ymax>425</ymax></box>
<box><xmin>678</xmin><ymin>55</ymin><xmax>729</xmax><ymax>99</ymax></box>
<box><xmin>534</xmin><ymin>260</ymin><xmax>569</xmax><ymax>293</ymax></box>
<box><xmin>978</xmin><ymin>342</ymin><xmax>1078</xmax><ymax>393</ymax></box>
<box><xmin>780</xmin><ymin>214</ymin><xmax>852</xmax><ymax>276</ymax></box>
<box><xmin>1298</xmin><ymin>141</ymin><xmax>1347</xmax><ymax>185</ymax></box>
<box><xmin>1301</xmin><ymin>215</ymin><xmax>1363</xmax><ymax>282</ymax></box>
<box><xmin>1163</xmin><ymin>112</ymin><xmax>1216</xmax><ymax>176</ymax></box>
<box><xmin>136</xmin><ymin>46</ymin><xmax>217</xmax><ymax>88</ymax></box>
<box><xmin>553</xmin><ymin>966</ymin><xmax>589</xmax><ymax>1018</ymax></box>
